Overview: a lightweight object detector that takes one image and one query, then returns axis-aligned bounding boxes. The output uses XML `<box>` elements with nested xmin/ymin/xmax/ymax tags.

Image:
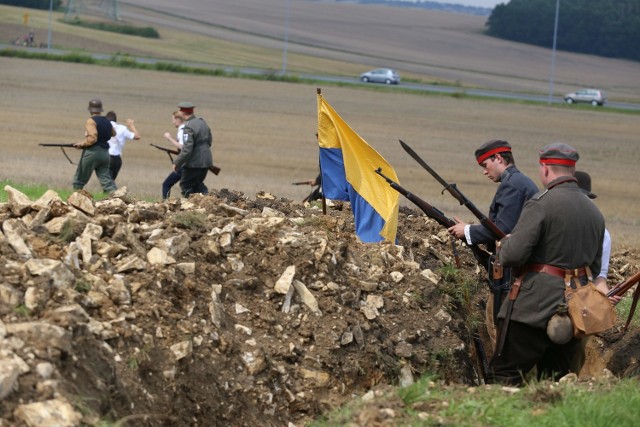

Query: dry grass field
<box><xmin>1</xmin><ymin>2</ymin><xmax>639</xmax><ymax>246</ymax></box>
<box><xmin>1</xmin><ymin>56</ymin><xmax>639</xmax><ymax>246</ymax></box>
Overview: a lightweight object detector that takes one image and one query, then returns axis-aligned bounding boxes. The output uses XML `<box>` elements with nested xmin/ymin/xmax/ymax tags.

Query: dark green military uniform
<box><xmin>489</xmin><ymin>143</ymin><xmax>605</xmax><ymax>385</ymax></box>
<box><xmin>172</xmin><ymin>102</ymin><xmax>214</xmax><ymax>197</ymax></box>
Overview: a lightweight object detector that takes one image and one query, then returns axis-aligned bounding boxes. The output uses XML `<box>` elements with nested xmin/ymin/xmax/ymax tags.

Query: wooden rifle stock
<box><xmin>150</xmin><ymin>143</ymin><xmax>221</xmax><ymax>175</ymax></box>
<box><xmin>399</xmin><ymin>139</ymin><xmax>506</xmax><ymax>240</ymax></box>
<box><xmin>607</xmin><ymin>270</ymin><xmax>640</xmax><ymax>298</ymax></box>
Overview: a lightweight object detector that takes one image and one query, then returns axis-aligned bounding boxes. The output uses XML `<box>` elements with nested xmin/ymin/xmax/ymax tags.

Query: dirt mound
<box><xmin>0</xmin><ymin>187</ymin><xmax>638</xmax><ymax>426</ymax></box>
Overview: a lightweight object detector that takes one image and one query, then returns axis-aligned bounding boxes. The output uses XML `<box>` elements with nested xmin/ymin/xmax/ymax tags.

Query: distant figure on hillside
<box><xmin>172</xmin><ymin>101</ymin><xmax>214</xmax><ymax>197</ymax></box>
<box><xmin>106</xmin><ymin>111</ymin><xmax>141</xmax><ymax>181</ymax></box>
<box><xmin>72</xmin><ymin>99</ymin><xmax>117</xmax><ymax>194</ymax></box>
<box><xmin>162</xmin><ymin>110</ymin><xmax>185</xmax><ymax>199</ymax></box>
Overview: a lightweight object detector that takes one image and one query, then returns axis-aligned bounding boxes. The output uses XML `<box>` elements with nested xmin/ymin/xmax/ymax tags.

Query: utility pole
<box><xmin>281</xmin><ymin>0</ymin><xmax>292</xmax><ymax>75</ymax></box>
<box><xmin>47</xmin><ymin>0</ymin><xmax>53</xmax><ymax>52</ymax></box>
<box><xmin>547</xmin><ymin>0</ymin><xmax>560</xmax><ymax>104</ymax></box>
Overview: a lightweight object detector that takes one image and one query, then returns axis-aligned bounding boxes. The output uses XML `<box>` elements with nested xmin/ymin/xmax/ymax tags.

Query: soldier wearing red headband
<box><xmin>489</xmin><ymin>143</ymin><xmax>606</xmax><ymax>386</ymax></box>
<box><xmin>449</xmin><ymin>139</ymin><xmax>538</xmax><ymax>345</ymax></box>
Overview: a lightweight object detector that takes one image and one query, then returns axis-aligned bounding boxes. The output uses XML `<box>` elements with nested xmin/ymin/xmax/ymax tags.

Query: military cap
<box><xmin>574</xmin><ymin>171</ymin><xmax>596</xmax><ymax>199</ymax></box>
<box><xmin>87</xmin><ymin>99</ymin><xmax>103</xmax><ymax>113</ymax></box>
<box><xmin>475</xmin><ymin>139</ymin><xmax>512</xmax><ymax>165</ymax></box>
<box><xmin>539</xmin><ymin>143</ymin><xmax>579</xmax><ymax>167</ymax></box>
<box><xmin>178</xmin><ymin>101</ymin><xmax>195</xmax><ymax>110</ymax></box>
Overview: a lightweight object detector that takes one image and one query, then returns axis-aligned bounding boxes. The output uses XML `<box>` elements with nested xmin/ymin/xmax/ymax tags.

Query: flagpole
<box><xmin>317</xmin><ymin>88</ymin><xmax>327</xmax><ymax>215</ymax></box>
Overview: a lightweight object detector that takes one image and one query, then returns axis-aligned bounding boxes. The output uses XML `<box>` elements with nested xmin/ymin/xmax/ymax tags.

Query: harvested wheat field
<box><xmin>1</xmin><ymin>56</ymin><xmax>639</xmax><ymax>245</ymax></box>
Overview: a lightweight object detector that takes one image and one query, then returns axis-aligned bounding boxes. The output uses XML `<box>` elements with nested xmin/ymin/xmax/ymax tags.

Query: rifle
<box><xmin>302</xmin><ymin>186</ymin><xmax>322</xmax><ymax>204</ymax></box>
<box><xmin>292</xmin><ymin>181</ymin><xmax>313</xmax><ymax>185</ymax></box>
<box><xmin>375</xmin><ymin>167</ymin><xmax>491</xmax><ymax>269</ymax></box>
<box><xmin>39</xmin><ymin>143</ymin><xmax>77</xmax><ymax>164</ymax></box>
<box><xmin>607</xmin><ymin>270</ymin><xmax>640</xmax><ymax>332</ymax></box>
<box><xmin>472</xmin><ymin>332</ymin><xmax>490</xmax><ymax>384</ymax></box>
<box><xmin>399</xmin><ymin>139</ymin><xmax>506</xmax><ymax>240</ymax></box>
<box><xmin>399</xmin><ymin>139</ymin><xmax>509</xmax><ymax>322</ymax></box>
<box><xmin>150</xmin><ymin>143</ymin><xmax>221</xmax><ymax>175</ymax></box>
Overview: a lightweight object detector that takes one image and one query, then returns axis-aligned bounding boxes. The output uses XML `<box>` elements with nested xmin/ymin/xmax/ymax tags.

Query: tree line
<box><xmin>486</xmin><ymin>0</ymin><xmax>640</xmax><ymax>62</ymax></box>
<box><xmin>1</xmin><ymin>0</ymin><xmax>62</xmax><ymax>9</ymax></box>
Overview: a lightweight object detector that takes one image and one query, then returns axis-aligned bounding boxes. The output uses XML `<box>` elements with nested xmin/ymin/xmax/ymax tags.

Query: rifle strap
<box><xmin>60</xmin><ymin>146</ymin><xmax>76</xmax><ymax>165</ymax></box>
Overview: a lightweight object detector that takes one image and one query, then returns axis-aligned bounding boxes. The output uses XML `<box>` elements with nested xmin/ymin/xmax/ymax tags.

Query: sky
<box><xmin>449</xmin><ymin>0</ymin><xmax>504</xmax><ymax>7</ymax></box>
<box><xmin>413</xmin><ymin>0</ymin><xmax>505</xmax><ymax>8</ymax></box>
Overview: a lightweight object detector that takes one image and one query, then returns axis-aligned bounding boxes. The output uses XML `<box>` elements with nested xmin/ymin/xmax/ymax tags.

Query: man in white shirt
<box><xmin>106</xmin><ymin>111</ymin><xmax>141</xmax><ymax>181</ymax></box>
<box><xmin>162</xmin><ymin>110</ymin><xmax>186</xmax><ymax>199</ymax></box>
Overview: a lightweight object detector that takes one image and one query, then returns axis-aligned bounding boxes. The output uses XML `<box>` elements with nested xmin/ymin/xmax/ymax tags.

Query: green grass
<box><xmin>312</xmin><ymin>375</ymin><xmax>640</xmax><ymax>426</ymax></box>
<box><xmin>0</xmin><ymin>179</ymin><xmax>110</xmax><ymax>203</ymax></box>
<box><xmin>616</xmin><ymin>294</ymin><xmax>640</xmax><ymax>329</ymax></box>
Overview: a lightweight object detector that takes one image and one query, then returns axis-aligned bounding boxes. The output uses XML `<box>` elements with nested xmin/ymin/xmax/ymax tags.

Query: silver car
<box><xmin>564</xmin><ymin>89</ymin><xmax>606</xmax><ymax>106</ymax></box>
<box><xmin>360</xmin><ymin>68</ymin><xmax>400</xmax><ymax>85</ymax></box>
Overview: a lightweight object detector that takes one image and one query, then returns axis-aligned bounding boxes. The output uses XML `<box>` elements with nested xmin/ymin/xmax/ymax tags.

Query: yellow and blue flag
<box><xmin>317</xmin><ymin>93</ymin><xmax>399</xmax><ymax>243</ymax></box>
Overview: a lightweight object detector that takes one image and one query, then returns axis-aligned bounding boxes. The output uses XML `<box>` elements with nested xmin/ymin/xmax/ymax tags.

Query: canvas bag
<box><xmin>564</xmin><ymin>268</ymin><xmax>617</xmax><ymax>338</ymax></box>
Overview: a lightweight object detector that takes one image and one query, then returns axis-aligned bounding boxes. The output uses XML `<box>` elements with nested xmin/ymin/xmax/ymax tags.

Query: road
<box><xmin>3</xmin><ymin>43</ymin><xmax>638</xmax><ymax>111</ymax></box>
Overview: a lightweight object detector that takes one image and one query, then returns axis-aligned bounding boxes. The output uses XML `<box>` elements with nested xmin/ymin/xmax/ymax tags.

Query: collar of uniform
<box><xmin>546</xmin><ymin>175</ymin><xmax>578</xmax><ymax>190</ymax></box>
<box><xmin>499</xmin><ymin>165</ymin><xmax>515</xmax><ymax>183</ymax></box>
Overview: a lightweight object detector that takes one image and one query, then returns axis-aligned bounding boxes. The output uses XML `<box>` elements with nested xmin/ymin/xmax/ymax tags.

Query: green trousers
<box><xmin>72</xmin><ymin>145</ymin><xmax>117</xmax><ymax>193</ymax></box>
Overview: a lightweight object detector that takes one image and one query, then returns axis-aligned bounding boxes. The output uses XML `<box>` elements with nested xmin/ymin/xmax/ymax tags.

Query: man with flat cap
<box><xmin>448</xmin><ymin>140</ymin><xmax>538</xmax><ymax>344</ymax></box>
<box><xmin>172</xmin><ymin>101</ymin><xmax>214</xmax><ymax>197</ymax></box>
<box><xmin>72</xmin><ymin>99</ymin><xmax>117</xmax><ymax>193</ymax></box>
<box><xmin>489</xmin><ymin>143</ymin><xmax>606</xmax><ymax>385</ymax></box>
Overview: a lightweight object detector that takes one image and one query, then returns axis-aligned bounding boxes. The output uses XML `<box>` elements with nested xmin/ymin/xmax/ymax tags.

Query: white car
<box><xmin>564</xmin><ymin>89</ymin><xmax>606</xmax><ymax>106</ymax></box>
<box><xmin>360</xmin><ymin>68</ymin><xmax>400</xmax><ymax>85</ymax></box>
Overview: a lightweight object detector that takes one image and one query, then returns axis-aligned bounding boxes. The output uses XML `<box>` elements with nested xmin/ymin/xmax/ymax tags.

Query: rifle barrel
<box><xmin>399</xmin><ymin>139</ymin><xmax>506</xmax><ymax>239</ymax></box>
<box><xmin>39</xmin><ymin>143</ymin><xmax>75</xmax><ymax>147</ymax></box>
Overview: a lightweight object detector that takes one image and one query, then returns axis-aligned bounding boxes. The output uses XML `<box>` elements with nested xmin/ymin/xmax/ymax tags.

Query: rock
<box><xmin>13</xmin><ymin>397</ymin><xmax>82</xmax><ymax>427</ymax></box>
<box><xmin>0</xmin><ymin>361</ymin><xmax>21</xmax><ymax>399</ymax></box>
<box><xmin>4</xmin><ymin>185</ymin><xmax>32</xmax><ymax>216</ymax></box>
<box><xmin>2</xmin><ymin>219</ymin><xmax>32</xmax><ymax>258</ymax></box>
<box><xmin>67</xmin><ymin>191</ymin><xmax>95</xmax><ymax>216</ymax></box>
<box><xmin>292</xmin><ymin>280</ymin><xmax>321</xmax><ymax>315</ymax></box>
<box><xmin>275</xmin><ymin>265</ymin><xmax>296</xmax><ymax>294</ymax></box>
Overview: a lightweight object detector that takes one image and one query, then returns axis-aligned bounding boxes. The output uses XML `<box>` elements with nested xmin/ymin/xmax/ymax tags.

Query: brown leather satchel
<box><xmin>564</xmin><ymin>268</ymin><xmax>617</xmax><ymax>338</ymax></box>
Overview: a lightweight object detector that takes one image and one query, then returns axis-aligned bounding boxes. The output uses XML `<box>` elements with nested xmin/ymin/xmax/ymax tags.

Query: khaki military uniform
<box><xmin>490</xmin><ymin>176</ymin><xmax>605</xmax><ymax>385</ymax></box>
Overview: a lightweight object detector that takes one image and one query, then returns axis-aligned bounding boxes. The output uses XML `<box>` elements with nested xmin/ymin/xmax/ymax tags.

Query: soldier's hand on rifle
<box><xmin>73</xmin><ymin>142</ymin><xmax>85</xmax><ymax>149</ymax></box>
<box><xmin>448</xmin><ymin>217</ymin><xmax>467</xmax><ymax>240</ymax></box>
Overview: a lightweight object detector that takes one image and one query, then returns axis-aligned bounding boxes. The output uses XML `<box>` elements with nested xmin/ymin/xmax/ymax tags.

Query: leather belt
<box><xmin>527</xmin><ymin>263</ymin><xmax>588</xmax><ymax>278</ymax></box>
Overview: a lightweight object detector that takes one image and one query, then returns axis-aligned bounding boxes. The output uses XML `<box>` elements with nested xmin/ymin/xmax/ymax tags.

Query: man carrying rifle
<box><xmin>72</xmin><ymin>99</ymin><xmax>117</xmax><ymax>194</ymax></box>
<box><xmin>172</xmin><ymin>101</ymin><xmax>214</xmax><ymax>197</ymax></box>
<box><xmin>161</xmin><ymin>110</ymin><xmax>186</xmax><ymax>199</ymax></box>
<box><xmin>448</xmin><ymin>140</ymin><xmax>538</xmax><ymax>344</ymax></box>
<box><xmin>490</xmin><ymin>143</ymin><xmax>605</xmax><ymax>386</ymax></box>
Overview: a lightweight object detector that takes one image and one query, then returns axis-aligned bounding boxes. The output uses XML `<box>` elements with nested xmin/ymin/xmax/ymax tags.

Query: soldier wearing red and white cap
<box><xmin>448</xmin><ymin>139</ymin><xmax>538</xmax><ymax>345</ymax></box>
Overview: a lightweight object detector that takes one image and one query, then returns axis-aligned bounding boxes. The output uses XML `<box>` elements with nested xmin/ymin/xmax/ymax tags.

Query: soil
<box><xmin>0</xmin><ymin>189</ymin><xmax>639</xmax><ymax>426</ymax></box>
